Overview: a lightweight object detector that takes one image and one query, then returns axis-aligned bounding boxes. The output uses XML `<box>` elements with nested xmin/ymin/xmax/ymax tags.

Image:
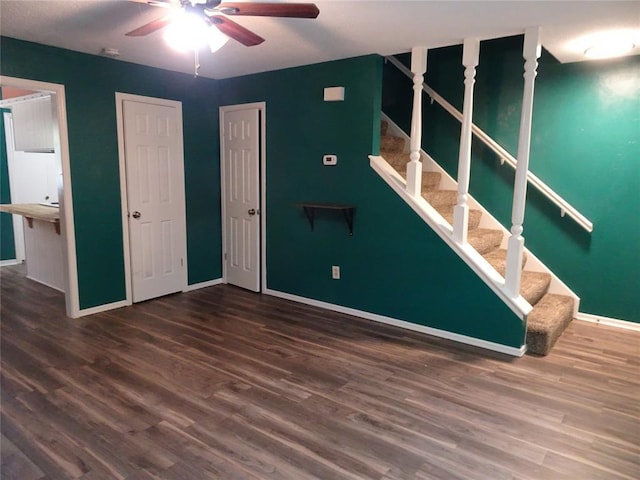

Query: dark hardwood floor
<box><xmin>1</xmin><ymin>264</ymin><xmax>639</xmax><ymax>480</ymax></box>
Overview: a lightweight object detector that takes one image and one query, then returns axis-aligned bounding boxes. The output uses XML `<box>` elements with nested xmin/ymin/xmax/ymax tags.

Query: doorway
<box><xmin>0</xmin><ymin>75</ymin><xmax>77</xmax><ymax>317</ymax></box>
<box><xmin>3</xmin><ymin>110</ymin><xmax>59</xmax><ymax>264</ymax></box>
<box><xmin>219</xmin><ymin>102</ymin><xmax>266</xmax><ymax>292</ymax></box>
<box><xmin>115</xmin><ymin>93</ymin><xmax>188</xmax><ymax>303</ymax></box>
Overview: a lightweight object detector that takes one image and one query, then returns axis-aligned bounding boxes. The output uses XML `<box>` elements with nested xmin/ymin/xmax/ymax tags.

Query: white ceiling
<box><xmin>1</xmin><ymin>1</ymin><xmax>639</xmax><ymax>80</ymax></box>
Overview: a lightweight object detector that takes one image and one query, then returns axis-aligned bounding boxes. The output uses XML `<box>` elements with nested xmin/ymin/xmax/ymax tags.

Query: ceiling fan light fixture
<box><xmin>208</xmin><ymin>26</ymin><xmax>229</xmax><ymax>53</ymax></box>
<box><xmin>163</xmin><ymin>10</ymin><xmax>209</xmax><ymax>52</ymax></box>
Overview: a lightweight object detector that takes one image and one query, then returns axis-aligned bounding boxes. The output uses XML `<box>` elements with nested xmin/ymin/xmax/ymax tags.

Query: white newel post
<box><xmin>406</xmin><ymin>47</ymin><xmax>428</xmax><ymax>197</ymax></box>
<box><xmin>505</xmin><ymin>28</ymin><xmax>541</xmax><ymax>298</ymax></box>
<box><xmin>453</xmin><ymin>38</ymin><xmax>480</xmax><ymax>244</ymax></box>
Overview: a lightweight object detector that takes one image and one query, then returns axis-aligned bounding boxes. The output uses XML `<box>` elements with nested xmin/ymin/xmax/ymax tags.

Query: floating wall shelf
<box><xmin>296</xmin><ymin>203</ymin><xmax>356</xmax><ymax>236</ymax></box>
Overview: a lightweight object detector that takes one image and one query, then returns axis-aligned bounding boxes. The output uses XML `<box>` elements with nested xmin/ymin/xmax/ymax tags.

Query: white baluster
<box><xmin>453</xmin><ymin>38</ymin><xmax>480</xmax><ymax>244</ymax></box>
<box><xmin>406</xmin><ymin>47</ymin><xmax>427</xmax><ymax>197</ymax></box>
<box><xmin>505</xmin><ymin>28</ymin><xmax>541</xmax><ymax>298</ymax></box>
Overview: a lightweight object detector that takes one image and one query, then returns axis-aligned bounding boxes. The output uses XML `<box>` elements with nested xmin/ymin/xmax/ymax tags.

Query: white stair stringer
<box><xmin>376</xmin><ymin>113</ymin><xmax>580</xmax><ymax>318</ymax></box>
<box><xmin>370</xmin><ymin>155</ymin><xmax>531</xmax><ymax>320</ymax></box>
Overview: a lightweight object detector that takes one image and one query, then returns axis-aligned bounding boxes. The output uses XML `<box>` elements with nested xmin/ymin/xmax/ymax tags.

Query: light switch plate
<box><xmin>323</xmin><ymin>154</ymin><xmax>337</xmax><ymax>166</ymax></box>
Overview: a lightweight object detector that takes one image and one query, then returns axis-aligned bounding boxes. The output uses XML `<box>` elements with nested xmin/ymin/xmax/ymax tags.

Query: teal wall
<box><xmin>0</xmin><ymin>37</ymin><xmax>223</xmax><ymax>308</ymax></box>
<box><xmin>220</xmin><ymin>55</ymin><xmax>524</xmax><ymax>348</ymax></box>
<box><xmin>383</xmin><ymin>36</ymin><xmax>640</xmax><ymax>322</ymax></box>
<box><xmin>0</xmin><ymin>108</ymin><xmax>16</xmax><ymax>260</ymax></box>
<box><xmin>0</xmin><ymin>36</ymin><xmax>524</xmax><ymax>347</ymax></box>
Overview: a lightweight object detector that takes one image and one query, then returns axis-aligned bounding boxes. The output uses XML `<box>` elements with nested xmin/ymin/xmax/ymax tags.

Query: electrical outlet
<box><xmin>332</xmin><ymin>265</ymin><xmax>340</xmax><ymax>279</ymax></box>
<box><xmin>323</xmin><ymin>154</ymin><xmax>338</xmax><ymax>166</ymax></box>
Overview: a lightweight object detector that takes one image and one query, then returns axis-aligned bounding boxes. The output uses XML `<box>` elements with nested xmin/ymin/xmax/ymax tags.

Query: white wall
<box><xmin>3</xmin><ymin>111</ymin><xmax>60</xmax><ymax>262</ymax></box>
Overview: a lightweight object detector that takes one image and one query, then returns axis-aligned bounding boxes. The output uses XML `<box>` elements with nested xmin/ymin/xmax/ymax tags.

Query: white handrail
<box><xmin>385</xmin><ymin>55</ymin><xmax>593</xmax><ymax>233</ymax></box>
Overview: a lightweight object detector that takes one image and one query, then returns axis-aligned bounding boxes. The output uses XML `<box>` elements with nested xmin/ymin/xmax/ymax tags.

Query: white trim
<box><xmin>115</xmin><ymin>92</ymin><xmax>187</xmax><ymax>306</ymax></box>
<box><xmin>0</xmin><ymin>92</ymin><xmax>50</xmax><ymax>108</ymax></box>
<box><xmin>0</xmin><ymin>259</ymin><xmax>21</xmax><ymax>267</ymax></box>
<box><xmin>218</xmin><ymin>102</ymin><xmax>267</xmax><ymax>291</ymax></box>
<box><xmin>264</xmin><ymin>288</ymin><xmax>527</xmax><ymax>357</ymax></box>
<box><xmin>183</xmin><ymin>278</ymin><xmax>223</xmax><ymax>292</ymax></box>
<box><xmin>1</xmin><ymin>75</ymin><xmax>78</xmax><ymax>318</ymax></box>
<box><xmin>576</xmin><ymin>312</ymin><xmax>640</xmax><ymax>332</ymax></box>
<box><xmin>75</xmin><ymin>300</ymin><xmax>129</xmax><ymax>318</ymax></box>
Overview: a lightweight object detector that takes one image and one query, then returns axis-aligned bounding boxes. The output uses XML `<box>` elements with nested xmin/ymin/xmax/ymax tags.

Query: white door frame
<box><xmin>219</xmin><ymin>102</ymin><xmax>267</xmax><ymax>291</ymax></box>
<box><xmin>0</xmin><ymin>75</ymin><xmax>80</xmax><ymax>317</ymax></box>
<box><xmin>115</xmin><ymin>92</ymin><xmax>188</xmax><ymax>305</ymax></box>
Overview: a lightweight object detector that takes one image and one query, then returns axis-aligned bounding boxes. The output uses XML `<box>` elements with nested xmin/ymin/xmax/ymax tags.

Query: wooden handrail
<box><xmin>385</xmin><ymin>55</ymin><xmax>593</xmax><ymax>233</ymax></box>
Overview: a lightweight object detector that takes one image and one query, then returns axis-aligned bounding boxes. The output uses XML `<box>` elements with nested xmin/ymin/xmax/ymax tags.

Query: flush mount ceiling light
<box><xmin>584</xmin><ymin>38</ymin><xmax>635</xmax><ymax>59</ymax></box>
<box><xmin>573</xmin><ymin>29</ymin><xmax>639</xmax><ymax>60</ymax></box>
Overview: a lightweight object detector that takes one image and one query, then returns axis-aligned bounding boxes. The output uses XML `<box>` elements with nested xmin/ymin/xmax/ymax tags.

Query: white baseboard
<box><xmin>73</xmin><ymin>279</ymin><xmax>224</xmax><ymax>319</ymax></box>
<box><xmin>576</xmin><ymin>312</ymin><xmax>640</xmax><ymax>332</ymax></box>
<box><xmin>0</xmin><ymin>259</ymin><xmax>21</xmax><ymax>267</ymax></box>
<box><xmin>26</xmin><ymin>275</ymin><xmax>65</xmax><ymax>293</ymax></box>
<box><xmin>183</xmin><ymin>278</ymin><xmax>223</xmax><ymax>292</ymax></box>
<box><xmin>76</xmin><ymin>300</ymin><xmax>130</xmax><ymax>318</ymax></box>
<box><xmin>264</xmin><ymin>288</ymin><xmax>527</xmax><ymax>357</ymax></box>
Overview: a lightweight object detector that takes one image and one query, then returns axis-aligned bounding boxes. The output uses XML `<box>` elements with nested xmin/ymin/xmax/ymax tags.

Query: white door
<box><xmin>122</xmin><ymin>99</ymin><xmax>187</xmax><ymax>302</ymax></box>
<box><xmin>221</xmin><ymin>107</ymin><xmax>260</xmax><ymax>292</ymax></box>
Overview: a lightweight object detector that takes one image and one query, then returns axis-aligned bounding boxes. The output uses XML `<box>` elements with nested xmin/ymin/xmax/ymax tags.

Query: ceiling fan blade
<box><xmin>218</xmin><ymin>2</ymin><xmax>319</xmax><ymax>18</ymax></box>
<box><xmin>213</xmin><ymin>17</ymin><xmax>265</xmax><ymax>46</ymax></box>
<box><xmin>127</xmin><ymin>0</ymin><xmax>176</xmax><ymax>7</ymax></box>
<box><xmin>125</xmin><ymin>15</ymin><xmax>173</xmax><ymax>36</ymax></box>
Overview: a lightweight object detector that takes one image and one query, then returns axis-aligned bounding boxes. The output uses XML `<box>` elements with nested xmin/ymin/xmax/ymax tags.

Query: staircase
<box><xmin>380</xmin><ymin>120</ymin><xmax>575</xmax><ymax>355</ymax></box>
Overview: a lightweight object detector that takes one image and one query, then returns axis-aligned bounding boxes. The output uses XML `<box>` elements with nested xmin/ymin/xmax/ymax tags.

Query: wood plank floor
<box><xmin>1</xmin><ymin>264</ymin><xmax>639</xmax><ymax>480</ymax></box>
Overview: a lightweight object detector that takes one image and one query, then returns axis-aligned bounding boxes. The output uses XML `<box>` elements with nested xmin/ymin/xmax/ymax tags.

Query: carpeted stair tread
<box><xmin>381</xmin><ymin>153</ymin><xmax>441</xmax><ymax>191</ymax></box>
<box><xmin>438</xmin><ymin>208</ymin><xmax>483</xmax><ymax>230</ymax></box>
<box><xmin>520</xmin><ymin>271</ymin><xmax>552</xmax><ymax>306</ymax></box>
<box><xmin>384</xmin><ymin>152</ymin><xmax>409</xmax><ymax>171</ymax></box>
<box><xmin>527</xmin><ymin>294</ymin><xmax>574</xmax><ymax>355</ymax></box>
<box><xmin>467</xmin><ymin>228</ymin><xmax>503</xmax><ymax>255</ymax></box>
<box><xmin>380</xmin><ymin>134</ymin><xmax>405</xmax><ymax>153</ymax></box>
<box><xmin>381</xmin><ymin>120</ymin><xmax>389</xmax><ymax>136</ymax></box>
<box><xmin>483</xmin><ymin>248</ymin><xmax>527</xmax><ymax>276</ymax></box>
<box><xmin>420</xmin><ymin>172</ymin><xmax>442</xmax><ymax>191</ymax></box>
<box><xmin>423</xmin><ymin>190</ymin><xmax>458</xmax><ymax>208</ymax></box>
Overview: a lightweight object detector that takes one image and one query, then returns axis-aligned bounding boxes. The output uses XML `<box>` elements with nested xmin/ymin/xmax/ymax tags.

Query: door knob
<box><xmin>248</xmin><ymin>208</ymin><xmax>256</xmax><ymax>216</ymax></box>
<box><xmin>132</xmin><ymin>211</ymin><xmax>141</xmax><ymax>219</ymax></box>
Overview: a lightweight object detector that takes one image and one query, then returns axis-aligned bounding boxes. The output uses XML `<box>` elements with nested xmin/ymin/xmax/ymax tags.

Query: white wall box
<box><xmin>323</xmin><ymin>87</ymin><xmax>345</xmax><ymax>102</ymax></box>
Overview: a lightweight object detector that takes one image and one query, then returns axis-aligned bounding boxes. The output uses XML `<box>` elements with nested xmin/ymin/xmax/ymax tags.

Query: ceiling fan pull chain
<box><xmin>194</xmin><ymin>48</ymin><xmax>201</xmax><ymax>77</ymax></box>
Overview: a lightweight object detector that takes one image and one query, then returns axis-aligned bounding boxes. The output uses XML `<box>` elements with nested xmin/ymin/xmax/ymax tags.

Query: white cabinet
<box><xmin>11</xmin><ymin>96</ymin><xmax>54</xmax><ymax>152</ymax></box>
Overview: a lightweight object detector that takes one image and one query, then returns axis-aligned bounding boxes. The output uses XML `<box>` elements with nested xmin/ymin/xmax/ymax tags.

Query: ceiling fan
<box><xmin>126</xmin><ymin>0</ymin><xmax>320</xmax><ymax>49</ymax></box>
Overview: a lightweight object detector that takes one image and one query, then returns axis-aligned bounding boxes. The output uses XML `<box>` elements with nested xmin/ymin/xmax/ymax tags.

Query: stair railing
<box><xmin>406</xmin><ymin>47</ymin><xmax>427</xmax><ymax>197</ymax></box>
<box><xmin>385</xmin><ymin>52</ymin><xmax>594</xmax><ymax>234</ymax></box>
<box><xmin>504</xmin><ymin>28</ymin><xmax>540</xmax><ymax>297</ymax></box>
<box><xmin>452</xmin><ymin>38</ymin><xmax>480</xmax><ymax>244</ymax></box>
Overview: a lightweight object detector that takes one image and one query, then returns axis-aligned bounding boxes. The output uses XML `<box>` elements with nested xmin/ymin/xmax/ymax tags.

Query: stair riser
<box><xmin>468</xmin><ymin>230</ymin><xmax>503</xmax><ymax>255</ymax></box>
<box><xmin>527</xmin><ymin>295</ymin><xmax>575</xmax><ymax>355</ymax></box>
<box><xmin>423</xmin><ymin>191</ymin><xmax>458</xmax><ymax>208</ymax></box>
<box><xmin>521</xmin><ymin>273</ymin><xmax>551</xmax><ymax>306</ymax></box>
<box><xmin>440</xmin><ymin>210</ymin><xmax>482</xmax><ymax>231</ymax></box>
<box><xmin>380</xmin><ymin>135</ymin><xmax>405</xmax><ymax>153</ymax></box>
<box><xmin>483</xmin><ymin>250</ymin><xmax>528</xmax><ymax>277</ymax></box>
